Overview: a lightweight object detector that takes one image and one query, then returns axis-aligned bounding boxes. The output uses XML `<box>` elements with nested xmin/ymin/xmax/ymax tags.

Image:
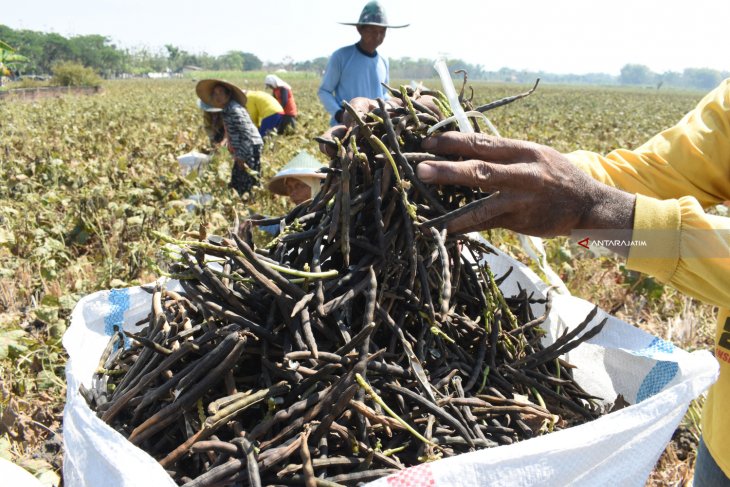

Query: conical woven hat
<box><xmin>268</xmin><ymin>151</ymin><xmax>327</xmax><ymax>196</ymax></box>
<box><xmin>195</xmin><ymin>79</ymin><xmax>247</xmax><ymax>108</ymax></box>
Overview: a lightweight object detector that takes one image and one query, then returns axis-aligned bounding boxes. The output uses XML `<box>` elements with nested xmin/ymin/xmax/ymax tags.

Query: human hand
<box><xmin>317</xmin><ymin>95</ymin><xmax>440</xmax><ymax>157</ymax></box>
<box><xmin>318</xmin><ymin>98</ymin><xmax>382</xmax><ymax>157</ymax></box>
<box><xmin>416</xmin><ymin>132</ymin><xmax>636</xmax><ymax>238</ymax></box>
<box><xmin>410</xmin><ymin>94</ymin><xmax>443</xmax><ymax>119</ymax></box>
<box><xmin>340</xmin><ymin>97</ymin><xmax>379</xmax><ymax>125</ymax></box>
<box><xmin>317</xmin><ymin>125</ymin><xmax>347</xmax><ymax>158</ymax></box>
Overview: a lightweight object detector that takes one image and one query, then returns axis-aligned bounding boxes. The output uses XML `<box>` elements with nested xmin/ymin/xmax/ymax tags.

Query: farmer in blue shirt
<box><xmin>318</xmin><ymin>1</ymin><xmax>408</xmax><ymax>126</ymax></box>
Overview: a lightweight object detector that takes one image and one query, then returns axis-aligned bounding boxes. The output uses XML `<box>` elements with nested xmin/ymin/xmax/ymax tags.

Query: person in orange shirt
<box><xmin>265</xmin><ymin>74</ymin><xmax>298</xmax><ymax>133</ymax></box>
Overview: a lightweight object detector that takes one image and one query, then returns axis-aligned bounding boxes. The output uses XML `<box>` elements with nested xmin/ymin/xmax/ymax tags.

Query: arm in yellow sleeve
<box><xmin>565</xmin><ymin>79</ymin><xmax>730</xmax><ymax>308</ymax></box>
<box><xmin>628</xmin><ymin>194</ymin><xmax>730</xmax><ymax>309</ymax></box>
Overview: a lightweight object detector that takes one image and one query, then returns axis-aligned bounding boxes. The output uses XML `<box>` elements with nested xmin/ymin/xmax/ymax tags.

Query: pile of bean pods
<box><xmin>84</xmin><ymin>83</ymin><xmax>607</xmax><ymax>487</ymax></box>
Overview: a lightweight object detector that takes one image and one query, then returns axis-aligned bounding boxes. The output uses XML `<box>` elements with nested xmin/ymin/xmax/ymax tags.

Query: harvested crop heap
<box><xmin>84</xmin><ymin>83</ymin><xmax>607</xmax><ymax>486</ymax></box>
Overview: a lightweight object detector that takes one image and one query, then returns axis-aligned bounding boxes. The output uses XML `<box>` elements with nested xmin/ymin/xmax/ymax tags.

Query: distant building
<box><xmin>182</xmin><ymin>66</ymin><xmax>203</xmax><ymax>74</ymax></box>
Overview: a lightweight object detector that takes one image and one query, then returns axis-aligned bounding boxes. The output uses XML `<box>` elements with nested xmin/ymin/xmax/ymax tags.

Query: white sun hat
<box><xmin>268</xmin><ymin>151</ymin><xmax>327</xmax><ymax>197</ymax></box>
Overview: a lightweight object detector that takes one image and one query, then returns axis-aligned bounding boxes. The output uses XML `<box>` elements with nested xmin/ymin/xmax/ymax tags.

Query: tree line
<box><xmin>2</xmin><ymin>24</ymin><xmax>728</xmax><ymax>91</ymax></box>
<box><xmin>618</xmin><ymin>63</ymin><xmax>729</xmax><ymax>92</ymax></box>
<box><xmin>385</xmin><ymin>59</ymin><xmax>728</xmax><ymax>92</ymax></box>
<box><xmin>0</xmin><ymin>25</ymin><xmax>263</xmax><ymax>76</ymax></box>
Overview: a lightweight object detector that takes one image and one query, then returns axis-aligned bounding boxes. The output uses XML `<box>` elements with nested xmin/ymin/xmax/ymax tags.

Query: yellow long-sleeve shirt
<box><xmin>567</xmin><ymin>79</ymin><xmax>730</xmax><ymax>476</ymax></box>
<box><xmin>245</xmin><ymin>91</ymin><xmax>284</xmax><ymax>128</ymax></box>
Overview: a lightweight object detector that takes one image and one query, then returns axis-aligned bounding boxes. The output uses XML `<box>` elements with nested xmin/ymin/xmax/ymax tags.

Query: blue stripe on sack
<box><xmin>104</xmin><ymin>288</ymin><xmax>131</xmax><ymax>348</ymax></box>
<box><xmin>634</xmin><ymin>337</ymin><xmax>676</xmax><ymax>358</ymax></box>
<box><xmin>636</xmin><ymin>361</ymin><xmax>679</xmax><ymax>402</ymax></box>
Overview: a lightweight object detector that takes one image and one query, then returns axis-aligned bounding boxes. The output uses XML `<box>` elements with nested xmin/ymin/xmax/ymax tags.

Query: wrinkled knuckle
<box><xmin>534</xmin><ymin>144</ymin><xmax>559</xmax><ymax>162</ymax></box>
<box><xmin>473</xmin><ymin>163</ymin><xmax>492</xmax><ymax>185</ymax></box>
<box><xmin>470</xmin><ymin>133</ymin><xmax>494</xmax><ymax>154</ymax></box>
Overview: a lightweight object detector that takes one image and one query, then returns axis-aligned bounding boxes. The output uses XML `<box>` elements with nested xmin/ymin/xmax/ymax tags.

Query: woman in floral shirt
<box><xmin>196</xmin><ymin>79</ymin><xmax>263</xmax><ymax>197</ymax></box>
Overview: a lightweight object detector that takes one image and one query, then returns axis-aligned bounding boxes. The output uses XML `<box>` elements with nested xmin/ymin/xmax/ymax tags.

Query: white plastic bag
<box><xmin>183</xmin><ymin>193</ymin><xmax>212</xmax><ymax>212</ymax></box>
<box><xmin>0</xmin><ymin>458</ymin><xmax>43</xmax><ymax>487</ymax></box>
<box><xmin>62</xmin><ymin>244</ymin><xmax>718</xmax><ymax>487</ymax></box>
<box><xmin>176</xmin><ymin>151</ymin><xmax>211</xmax><ymax>176</ymax></box>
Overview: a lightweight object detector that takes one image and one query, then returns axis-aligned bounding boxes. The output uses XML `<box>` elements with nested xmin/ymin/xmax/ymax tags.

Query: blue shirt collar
<box><xmin>355</xmin><ymin>42</ymin><xmax>378</xmax><ymax>58</ymax></box>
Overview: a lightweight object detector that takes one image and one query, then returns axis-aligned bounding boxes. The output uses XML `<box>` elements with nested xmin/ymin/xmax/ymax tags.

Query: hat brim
<box><xmin>268</xmin><ymin>169</ymin><xmax>326</xmax><ymax>196</ymax></box>
<box><xmin>195</xmin><ymin>79</ymin><xmax>247</xmax><ymax>109</ymax></box>
<box><xmin>339</xmin><ymin>22</ymin><xmax>409</xmax><ymax>28</ymax></box>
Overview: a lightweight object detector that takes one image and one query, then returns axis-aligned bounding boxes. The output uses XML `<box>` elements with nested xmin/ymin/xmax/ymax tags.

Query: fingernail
<box><xmin>417</xmin><ymin>163</ymin><xmax>436</xmax><ymax>182</ymax></box>
<box><xmin>421</xmin><ymin>138</ymin><xmax>435</xmax><ymax>149</ymax></box>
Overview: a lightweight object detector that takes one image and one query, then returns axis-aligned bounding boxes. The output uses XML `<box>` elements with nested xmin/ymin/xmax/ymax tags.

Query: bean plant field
<box><xmin>0</xmin><ymin>74</ymin><xmax>717</xmax><ymax>485</ymax></box>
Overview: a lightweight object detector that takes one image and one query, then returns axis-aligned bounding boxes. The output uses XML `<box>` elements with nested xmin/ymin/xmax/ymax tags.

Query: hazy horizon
<box><xmin>4</xmin><ymin>0</ymin><xmax>728</xmax><ymax>76</ymax></box>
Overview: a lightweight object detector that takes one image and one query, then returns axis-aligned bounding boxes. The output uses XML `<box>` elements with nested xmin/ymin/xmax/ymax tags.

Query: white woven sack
<box><xmin>366</xmin><ymin>244</ymin><xmax>718</xmax><ymax>487</ymax></box>
<box><xmin>63</xmin><ymin>244</ymin><xmax>718</xmax><ymax>487</ymax></box>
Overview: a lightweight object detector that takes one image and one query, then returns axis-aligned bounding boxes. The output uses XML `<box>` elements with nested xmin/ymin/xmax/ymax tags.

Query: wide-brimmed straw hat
<box><xmin>195</xmin><ymin>79</ymin><xmax>247</xmax><ymax>108</ymax></box>
<box><xmin>339</xmin><ymin>1</ymin><xmax>408</xmax><ymax>28</ymax></box>
<box><xmin>268</xmin><ymin>151</ymin><xmax>327</xmax><ymax>196</ymax></box>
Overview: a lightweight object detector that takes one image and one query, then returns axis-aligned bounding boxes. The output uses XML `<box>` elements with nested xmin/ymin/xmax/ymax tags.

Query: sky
<box><xmin>4</xmin><ymin>0</ymin><xmax>729</xmax><ymax>75</ymax></box>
